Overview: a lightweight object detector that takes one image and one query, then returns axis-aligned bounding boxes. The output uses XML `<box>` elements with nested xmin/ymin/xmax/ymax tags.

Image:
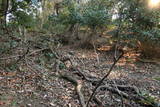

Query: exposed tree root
<box><xmin>55</xmin><ymin>58</ymin><xmax>86</xmax><ymax>107</ymax></box>
<box><xmin>73</xmin><ymin>68</ymin><xmax>160</xmax><ymax>107</ymax></box>
<box><xmin>54</xmin><ymin>52</ymin><xmax>160</xmax><ymax>107</ymax></box>
<box><xmin>59</xmin><ymin>73</ymin><xmax>86</xmax><ymax>107</ymax></box>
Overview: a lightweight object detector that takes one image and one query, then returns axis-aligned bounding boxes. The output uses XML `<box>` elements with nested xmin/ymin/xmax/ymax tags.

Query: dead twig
<box><xmin>86</xmin><ymin>51</ymin><xmax>124</xmax><ymax>107</ymax></box>
<box><xmin>0</xmin><ymin>48</ymin><xmax>48</xmax><ymax>60</ymax></box>
<box><xmin>0</xmin><ymin>55</ymin><xmax>22</xmax><ymax>60</ymax></box>
<box><xmin>92</xmin><ymin>41</ymin><xmax>100</xmax><ymax>65</ymax></box>
<box><xmin>15</xmin><ymin>47</ymin><xmax>30</xmax><ymax>63</ymax></box>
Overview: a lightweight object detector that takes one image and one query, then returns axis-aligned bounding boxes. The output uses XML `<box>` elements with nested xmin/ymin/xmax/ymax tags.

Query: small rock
<box><xmin>27</xmin><ymin>104</ymin><xmax>32</xmax><ymax>107</ymax></box>
<box><xmin>64</xmin><ymin>60</ymin><xmax>72</xmax><ymax>68</ymax></box>
<box><xmin>68</xmin><ymin>51</ymin><xmax>75</xmax><ymax>55</ymax></box>
<box><xmin>50</xmin><ymin>102</ymin><xmax>56</xmax><ymax>106</ymax></box>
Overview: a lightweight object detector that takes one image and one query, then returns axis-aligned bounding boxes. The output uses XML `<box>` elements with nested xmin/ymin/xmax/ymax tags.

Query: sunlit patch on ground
<box><xmin>108</xmin><ymin>70</ymin><xmax>128</xmax><ymax>79</ymax></box>
<box><xmin>116</xmin><ymin>50</ymin><xmax>141</xmax><ymax>68</ymax></box>
<box><xmin>97</xmin><ymin>46</ymin><xmax>112</xmax><ymax>51</ymax></box>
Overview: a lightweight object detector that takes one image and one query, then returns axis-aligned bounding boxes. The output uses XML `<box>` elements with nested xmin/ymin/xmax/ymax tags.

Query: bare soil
<box><xmin>0</xmin><ymin>44</ymin><xmax>160</xmax><ymax>107</ymax></box>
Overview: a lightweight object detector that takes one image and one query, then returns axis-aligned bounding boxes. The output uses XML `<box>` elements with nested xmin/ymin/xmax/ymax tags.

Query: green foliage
<box><xmin>82</xmin><ymin>5</ymin><xmax>110</xmax><ymax>29</ymax></box>
<box><xmin>154</xmin><ymin>77</ymin><xmax>160</xmax><ymax>81</ymax></box>
<box><xmin>59</xmin><ymin>63</ymin><xmax>66</xmax><ymax>70</ymax></box>
<box><xmin>140</xmin><ymin>28</ymin><xmax>160</xmax><ymax>42</ymax></box>
<box><xmin>50</xmin><ymin>0</ymin><xmax>82</xmax><ymax>27</ymax></box>
<box><xmin>139</xmin><ymin>91</ymin><xmax>159</xmax><ymax>107</ymax></box>
<box><xmin>0</xmin><ymin>36</ymin><xmax>18</xmax><ymax>55</ymax></box>
<box><xmin>7</xmin><ymin>0</ymin><xmax>39</xmax><ymax>29</ymax></box>
<box><xmin>114</xmin><ymin>0</ymin><xmax>160</xmax><ymax>46</ymax></box>
<box><xmin>6</xmin><ymin>63</ymin><xmax>18</xmax><ymax>72</ymax></box>
<box><xmin>0</xmin><ymin>42</ymin><xmax>11</xmax><ymax>54</ymax></box>
<box><xmin>46</xmin><ymin>0</ymin><xmax>112</xmax><ymax>33</ymax></box>
<box><xmin>13</xmin><ymin>10</ymin><xmax>35</xmax><ymax>28</ymax></box>
<box><xmin>43</xmin><ymin>20</ymin><xmax>67</xmax><ymax>34</ymax></box>
<box><xmin>1</xmin><ymin>0</ymin><xmax>160</xmax><ymax>54</ymax></box>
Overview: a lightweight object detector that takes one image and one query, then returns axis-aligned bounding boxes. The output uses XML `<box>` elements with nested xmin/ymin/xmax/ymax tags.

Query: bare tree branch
<box><xmin>86</xmin><ymin>51</ymin><xmax>124</xmax><ymax>107</ymax></box>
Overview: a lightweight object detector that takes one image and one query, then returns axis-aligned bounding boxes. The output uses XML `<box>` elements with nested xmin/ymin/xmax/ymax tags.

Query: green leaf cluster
<box><xmin>118</xmin><ymin>0</ymin><xmax>160</xmax><ymax>39</ymax></box>
<box><xmin>48</xmin><ymin>0</ymin><xmax>112</xmax><ymax>31</ymax></box>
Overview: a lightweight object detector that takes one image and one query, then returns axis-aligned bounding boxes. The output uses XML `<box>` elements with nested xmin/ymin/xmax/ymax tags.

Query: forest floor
<box><xmin>0</xmin><ymin>35</ymin><xmax>160</xmax><ymax>107</ymax></box>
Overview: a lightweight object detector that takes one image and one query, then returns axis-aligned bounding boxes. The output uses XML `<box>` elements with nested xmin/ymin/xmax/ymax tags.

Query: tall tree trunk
<box><xmin>0</xmin><ymin>0</ymin><xmax>9</xmax><ymax>25</ymax></box>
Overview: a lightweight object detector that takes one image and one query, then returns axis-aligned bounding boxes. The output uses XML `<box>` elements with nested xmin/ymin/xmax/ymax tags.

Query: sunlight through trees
<box><xmin>149</xmin><ymin>0</ymin><xmax>160</xmax><ymax>8</ymax></box>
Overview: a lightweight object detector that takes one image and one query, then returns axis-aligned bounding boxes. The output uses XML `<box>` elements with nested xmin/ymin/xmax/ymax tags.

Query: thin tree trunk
<box><xmin>0</xmin><ymin>0</ymin><xmax>9</xmax><ymax>25</ymax></box>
